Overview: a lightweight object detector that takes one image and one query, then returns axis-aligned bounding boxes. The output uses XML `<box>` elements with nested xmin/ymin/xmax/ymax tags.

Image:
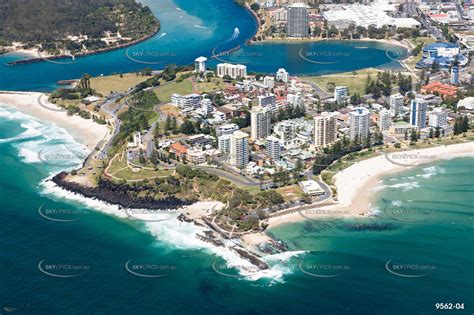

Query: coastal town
<box><xmin>21</xmin><ymin>2</ymin><xmax>470</xmax><ymax>269</ymax></box>
<box><xmin>1</xmin><ymin>0</ymin><xmax>474</xmax><ymax>312</ymax></box>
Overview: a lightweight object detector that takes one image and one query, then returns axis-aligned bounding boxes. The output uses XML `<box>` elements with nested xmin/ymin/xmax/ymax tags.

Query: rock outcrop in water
<box><xmin>52</xmin><ymin>172</ymin><xmax>193</xmax><ymax>210</ymax></box>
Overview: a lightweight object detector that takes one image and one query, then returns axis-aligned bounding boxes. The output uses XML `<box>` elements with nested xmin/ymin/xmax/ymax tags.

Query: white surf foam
<box><xmin>417</xmin><ymin>165</ymin><xmax>445</xmax><ymax>179</ymax></box>
<box><xmin>388</xmin><ymin>182</ymin><xmax>420</xmax><ymax>191</ymax></box>
<box><xmin>391</xmin><ymin>200</ymin><xmax>403</xmax><ymax>207</ymax></box>
<box><xmin>1</xmin><ymin>105</ymin><xmax>299</xmax><ymax>284</ymax></box>
<box><xmin>194</xmin><ymin>24</ymin><xmax>209</xmax><ymax>29</ymax></box>
<box><xmin>0</xmin><ymin>106</ymin><xmax>87</xmax><ymax>167</ymax></box>
<box><xmin>39</xmin><ymin>178</ymin><xmax>300</xmax><ymax>283</ymax></box>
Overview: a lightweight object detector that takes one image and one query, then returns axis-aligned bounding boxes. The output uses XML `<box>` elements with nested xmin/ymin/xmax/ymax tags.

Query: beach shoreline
<box><xmin>251</xmin><ymin>37</ymin><xmax>411</xmax><ymax>50</ymax></box>
<box><xmin>5</xmin><ymin>25</ymin><xmax>160</xmax><ymax>66</ymax></box>
<box><xmin>0</xmin><ymin>91</ymin><xmax>109</xmax><ymax>150</ymax></box>
<box><xmin>266</xmin><ymin>142</ymin><xmax>474</xmax><ymax>229</ymax></box>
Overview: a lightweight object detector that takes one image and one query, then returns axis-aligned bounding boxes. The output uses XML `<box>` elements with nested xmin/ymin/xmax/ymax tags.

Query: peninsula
<box><xmin>0</xmin><ymin>0</ymin><xmax>160</xmax><ymax>63</ymax></box>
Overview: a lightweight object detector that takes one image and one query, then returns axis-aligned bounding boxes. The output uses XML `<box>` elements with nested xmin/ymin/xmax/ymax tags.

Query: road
<box><xmin>302</xmin><ymin>80</ymin><xmax>333</xmax><ymax>100</ymax></box>
<box><xmin>193</xmin><ymin>165</ymin><xmax>270</xmax><ymax>187</ymax></box>
<box><xmin>97</xmin><ymin>89</ymin><xmax>137</xmax><ymax>160</ymax></box>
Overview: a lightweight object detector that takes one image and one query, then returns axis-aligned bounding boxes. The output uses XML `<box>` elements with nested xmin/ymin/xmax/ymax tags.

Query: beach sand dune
<box><xmin>0</xmin><ymin>92</ymin><xmax>109</xmax><ymax>149</ymax></box>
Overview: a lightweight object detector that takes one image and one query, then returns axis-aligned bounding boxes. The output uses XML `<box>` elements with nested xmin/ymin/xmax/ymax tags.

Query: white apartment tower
<box><xmin>390</xmin><ymin>93</ymin><xmax>404</xmax><ymax>117</ymax></box>
<box><xmin>266</xmin><ymin>136</ymin><xmax>281</xmax><ymax>161</ymax></box>
<box><xmin>287</xmin><ymin>3</ymin><xmax>309</xmax><ymax>38</ymax></box>
<box><xmin>216</xmin><ymin>63</ymin><xmax>247</xmax><ymax>79</ymax></box>
<box><xmin>216</xmin><ymin>123</ymin><xmax>239</xmax><ymax>137</ymax></box>
<box><xmin>218</xmin><ymin>134</ymin><xmax>231</xmax><ymax>156</ymax></box>
<box><xmin>349</xmin><ymin>107</ymin><xmax>370</xmax><ymax>140</ymax></box>
<box><xmin>194</xmin><ymin>56</ymin><xmax>207</xmax><ymax>73</ymax></box>
<box><xmin>263</xmin><ymin>76</ymin><xmax>275</xmax><ymax>88</ymax></box>
<box><xmin>378</xmin><ymin>109</ymin><xmax>392</xmax><ymax>131</ymax></box>
<box><xmin>251</xmin><ymin>107</ymin><xmax>272</xmax><ymax>140</ymax></box>
<box><xmin>428</xmin><ymin>108</ymin><xmax>447</xmax><ymax>128</ymax></box>
<box><xmin>277</xmin><ymin>120</ymin><xmax>296</xmax><ymax>144</ymax></box>
<box><xmin>314</xmin><ymin>112</ymin><xmax>338</xmax><ymax>148</ymax></box>
<box><xmin>201</xmin><ymin>98</ymin><xmax>213</xmax><ymax>115</ymax></box>
<box><xmin>334</xmin><ymin>86</ymin><xmax>348</xmax><ymax>102</ymax></box>
<box><xmin>276</xmin><ymin>68</ymin><xmax>289</xmax><ymax>83</ymax></box>
<box><xmin>410</xmin><ymin>98</ymin><xmax>428</xmax><ymax>129</ymax></box>
<box><xmin>230</xmin><ymin>130</ymin><xmax>249</xmax><ymax>168</ymax></box>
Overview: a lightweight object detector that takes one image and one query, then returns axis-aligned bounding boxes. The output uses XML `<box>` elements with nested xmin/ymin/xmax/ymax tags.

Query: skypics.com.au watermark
<box><xmin>37</xmin><ymin>147</ymin><xmax>88</xmax><ymax>168</ymax></box>
<box><xmin>384</xmin><ymin>205</ymin><xmax>435</xmax><ymax>222</ymax></box>
<box><xmin>124</xmin><ymin>208</ymin><xmax>179</xmax><ymax>222</ymax></box>
<box><xmin>125</xmin><ymin>259</ymin><xmax>175</xmax><ymax>278</ymax></box>
<box><xmin>37</xmin><ymin>94</ymin><xmax>67</xmax><ymax>112</ymax></box>
<box><xmin>298</xmin><ymin>208</ymin><xmax>351</xmax><ymax>222</ymax></box>
<box><xmin>211</xmin><ymin>49</ymin><xmax>264</xmax><ymax>65</ymax></box>
<box><xmin>298</xmin><ymin>251</ymin><xmax>351</xmax><ymax>278</ymax></box>
<box><xmin>384</xmin><ymin>152</ymin><xmax>437</xmax><ymax>167</ymax></box>
<box><xmin>38</xmin><ymin>260</ymin><xmax>90</xmax><ymax>278</ymax></box>
<box><xmin>38</xmin><ymin>205</ymin><xmax>89</xmax><ymax>223</ymax></box>
<box><xmin>298</xmin><ymin>48</ymin><xmax>350</xmax><ymax>65</ymax></box>
<box><xmin>385</xmin><ymin>259</ymin><xmax>437</xmax><ymax>278</ymax></box>
<box><xmin>125</xmin><ymin>48</ymin><xmax>177</xmax><ymax>65</ymax></box>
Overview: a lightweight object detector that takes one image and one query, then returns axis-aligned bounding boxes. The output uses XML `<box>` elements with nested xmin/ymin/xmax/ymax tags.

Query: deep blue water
<box><xmin>0</xmin><ymin>106</ymin><xmax>472</xmax><ymax>314</ymax></box>
<box><xmin>0</xmin><ymin>0</ymin><xmax>406</xmax><ymax>92</ymax></box>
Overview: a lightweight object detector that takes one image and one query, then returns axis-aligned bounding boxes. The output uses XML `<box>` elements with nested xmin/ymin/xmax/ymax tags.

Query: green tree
<box><xmin>410</xmin><ymin>129</ymin><xmax>418</xmax><ymax>142</ymax></box>
<box><xmin>180</xmin><ymin>119</ymin><xmax>195</xmax><ymax>135</ymax></box>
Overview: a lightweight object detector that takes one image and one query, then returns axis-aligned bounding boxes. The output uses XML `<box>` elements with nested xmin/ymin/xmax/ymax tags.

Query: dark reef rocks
<box><xmin>52</xmin><ymin>172</ymin><xmax>193</xmax><ymax>210</ymax></box>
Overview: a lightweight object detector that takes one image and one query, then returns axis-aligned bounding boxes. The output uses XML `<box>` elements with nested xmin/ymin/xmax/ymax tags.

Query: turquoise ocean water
<box><xmin>0</xmin><ymin>105</ymin><xmax>472</xmax><ymax>314</ymax></box>
<box><xmin>0</xmin><ymin>0</ymin><xmax>472</xmax><ymax>313</ymax></box>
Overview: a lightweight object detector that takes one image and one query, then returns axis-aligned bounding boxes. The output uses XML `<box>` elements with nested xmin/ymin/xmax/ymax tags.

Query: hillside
<box><xmin>0</xmin><ymin>0</ymin><xmax>160</xmax><ymax>54</ymax></box>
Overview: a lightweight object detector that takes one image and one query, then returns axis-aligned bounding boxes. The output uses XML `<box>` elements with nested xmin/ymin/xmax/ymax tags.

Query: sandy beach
<box><xmin>253</xmin><ymin>37</ymin><xmax>411</xmax><ymax>50</ymax></box>
<box><xmin>267</xmin><ymin>142</ymin><xmax>474</xmax><ymax>228</ymax></box>
<box><xmin>0</xmin><ymin>91</ymin><xmax>109</xmax><ymax>150</ymax></box>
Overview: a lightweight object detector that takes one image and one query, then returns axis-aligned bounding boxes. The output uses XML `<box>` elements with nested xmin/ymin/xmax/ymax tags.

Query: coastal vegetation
<box><xmin>0</xmin><ymin>0</ymin><xmax>159</xmax><ymax>55</ymax></box>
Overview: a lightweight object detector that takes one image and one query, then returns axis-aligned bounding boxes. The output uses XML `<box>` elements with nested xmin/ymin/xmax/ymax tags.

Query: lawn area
<box><xmin>106</xmin><ymin>153</ymin><xmax>128</xmax><ymax>174</ymax></box>
<box><xmin>408</xmin><ymin>36</ymin><xmax>437</xmax><ymax>47</ymax></box>
<box><xmin>113</xmin><ymin>167</ymin><xmax>174</xmax><ymax>181</ymax></box>
<box><xmin>90</xmin><ymin>73</ymin><xmax>152</xmax><ymax>96</ymax></box>
<box><xmin>195</xmin><ymin>77</ymin><xmax>228</xmax><ymax>94</ymax></box>
<box><xmin>154</xmin><ymin>79</ymin><xmax>193</xmax><ymax>103</ymax></box>
<box><xmin>302</xmin><ymin>68</ymin><xmax>385</xmax><ymax>95</ymax></box>
<box><xmin>106</xmin><ymin>151</ymin><xmax>174</xmax><ymax>181</ymax></box>
<box><xmin>303</xmin><ymin>66</ymin><xmax>416</xmax><ymax>95</ymax></box>
<box><xmin>277</xmin><ymin>185</ymin><xmax>304</xmax><ymax>202</ymax></box>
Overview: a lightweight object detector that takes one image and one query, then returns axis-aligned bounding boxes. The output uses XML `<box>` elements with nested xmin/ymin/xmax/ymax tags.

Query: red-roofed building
<box><xmin>421</xmin><ymin>81</ymin><xmax>458</xmax><ymax>99</ymax></box>
<box><xmin>169</xmin><ymin>142</ymin><xmax>188</xmax><ymax>157</ymax></box>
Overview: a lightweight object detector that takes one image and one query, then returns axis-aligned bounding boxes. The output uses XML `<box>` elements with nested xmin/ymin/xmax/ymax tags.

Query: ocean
<box><xmin>0</xmin><ymin>0</ymin><xmax>406</xmax><ymax>92</ymax></box>
<box><xmin>0</xmin><ymin>105</ymin><xmax>472</xmax><ymax>314</ymax></box>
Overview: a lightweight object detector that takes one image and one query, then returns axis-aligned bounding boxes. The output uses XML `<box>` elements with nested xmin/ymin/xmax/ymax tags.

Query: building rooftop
<box><xmin>169</xmin><ymin>142</ymin><xmax>188</xmax><ymax>155</ymax></box>
<box><xmin>421</xmin><ymin>81</ymin><xmax>458</xmax><ymax>97</ymax></box>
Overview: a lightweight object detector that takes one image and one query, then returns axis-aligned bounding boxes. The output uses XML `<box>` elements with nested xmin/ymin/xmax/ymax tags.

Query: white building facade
<box><xmin>251</xmin><ymin>107</ymin><xmax>272</xmax><ymax>140</ymax></box>
<box><xmin>266</xmin><ymin>136</ymin><xmax>281</xmax><ymax>161</ymax></box>
<box><xmin>217</xmin><ymin>63</ymin><xmax>247</xmax><ymax>79</ymax></box>
<box><xmin>230</xmin><ymin>130</ymin><xmax>249</xmax><ymax>168</ymax></box>
<box><xmin>378</xmin><ymin>109</ymin><xmax>392</xmax><ymax>131</ymax></box>
<box><xmin>410</xmin><ymin>98</ymin><xmax>428</xmax><ymax>129</ymax></box>
<box><xmin>349</xmin><ymin>107</ymin><xmax>370</xmax><ymax>140</ymax></box>
<box><xmin>314</xmin><ymin>112</ymin><xmax>338</xmax><ymax>148</ymax></box>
